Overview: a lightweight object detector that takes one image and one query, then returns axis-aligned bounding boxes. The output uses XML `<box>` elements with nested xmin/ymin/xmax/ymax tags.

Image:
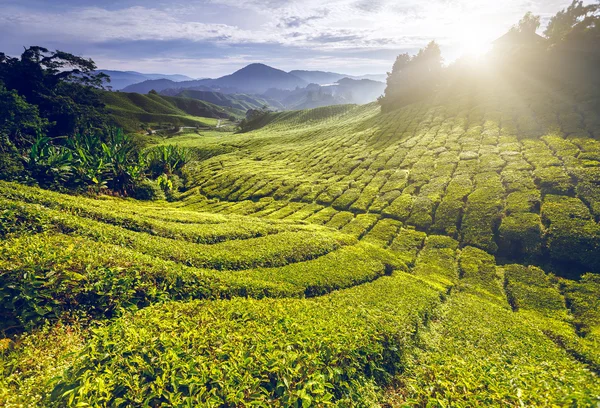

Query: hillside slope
<box><xmin>96</xmin><ymin>70</ymin><xmax>194</xmax><ymax>90</ymax></box>
<box><xmin>182</xmin><ymin>71</ymin><xmax>600</xmax><ymax>275</ymax></box>
<box><xmin>1</xmin><ymin>181</ymin><xmax>599</xmax><ymax>406</ymax></box>
<box><xmin>167</xmin><ymin>89</ymin><xmax>284</xmax><ymax>112</ymax></box>
<box><xmin>2</xmin><ymin>68</ymin><xmax>600</xmax><ymax>406</ymax></box>
<box><xmin>101</xmin><ymin>91</ymin><xmax>237</xmax><ymax>132</ymax></box>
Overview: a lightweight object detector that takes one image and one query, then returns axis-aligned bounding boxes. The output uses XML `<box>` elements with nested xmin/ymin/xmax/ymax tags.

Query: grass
<box><xmin>101</xmin><ymin>91</ymin><xmax>237</xmax><ymax>133</ymax></box>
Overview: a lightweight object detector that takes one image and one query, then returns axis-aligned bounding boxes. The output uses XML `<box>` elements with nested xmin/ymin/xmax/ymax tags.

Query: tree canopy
<box><xmin>379</xmin><ymin>41</ymin><xmax>442</xmax><ymax>112</ymax></box>
<box><xmin>544</xmin><ymin>0</ymin><xmax>599</xmax><ymax>48</ymax></box>
<box><xmin>0</xmin><ymin>46</ymin><xmax>109</xmax><ymax>139</ymax></box>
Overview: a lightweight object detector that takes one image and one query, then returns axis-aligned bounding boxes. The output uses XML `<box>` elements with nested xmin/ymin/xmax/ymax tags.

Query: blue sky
<box><xmin>0</xmin><ymin>0</ymin><xmax>590</xmax><ymax>78</ymax></box>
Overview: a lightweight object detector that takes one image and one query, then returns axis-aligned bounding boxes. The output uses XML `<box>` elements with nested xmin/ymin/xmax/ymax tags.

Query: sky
<box><xmin>0</xmin><ymin>0</ymin><xmax>592</xmax><ymax>78</ymax></box>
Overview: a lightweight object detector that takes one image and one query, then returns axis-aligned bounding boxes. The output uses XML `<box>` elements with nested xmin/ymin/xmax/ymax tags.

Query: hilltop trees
<box><xmin>0</xmin><ymin>46</ymin><xmax>192</xmax><ymax>198</ymax></box>
<box><xmin>544</xmin><ymin>0</ymin><xmax>599</xmax><ymax>46</ymax></box>
<box><xmin>0</xmin><ymin>47</ymin><xmax>109</xmax><ymax>138</ymax></box>
<box><xmin>515</xmin><ymin>11</ymin><xmax>541</xmax><ymax>34</ymax></box>
<box><xmin>379</xmin><ymin>41</ymin><xmax>443</xmax><ymax>112</ymax></box>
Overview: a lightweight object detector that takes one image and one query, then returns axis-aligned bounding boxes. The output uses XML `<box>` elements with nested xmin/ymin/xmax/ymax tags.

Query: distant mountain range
<box><xmin>289</xmin><ymin>70</ymin><xmax>386</xmax><ymax>85</ymax></box>
<box><xmin>121</xmin><ymin>64</ymin><xmax>308</xmax><ymax>94</ymax></box>
<box><xmin>262</xmin><ymin>78</ymin><xmax>385</xmax><ymax>110</ymax></box>
<box><xmin>102</xmin><ymin>64</ymin><xmax>386</xmax><ymax>111</ymax></box>
<box><xmin>96</xmin><ymin>70</ymin><xmax>195</xmax><ymax>90</ymax></box>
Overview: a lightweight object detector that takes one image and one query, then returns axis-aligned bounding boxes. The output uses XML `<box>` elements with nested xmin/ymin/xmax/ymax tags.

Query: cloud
<box><xmin>1</xmin><ymin>0</ymin><xmax>591</xmax><ymax>77</ymax></box>
<box><xmin>354</xmin><ymin>0</ymin><xmax>384</xmax><ymax>12</ymax></box>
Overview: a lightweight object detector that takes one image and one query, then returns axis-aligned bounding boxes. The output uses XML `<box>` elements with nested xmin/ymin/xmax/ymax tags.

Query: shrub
<box><xmin>133</xmin><ymin>179</ymin><xmax>165</xmax><ymax>201</ymax></box>
<box><xmin>498</xmin><ymin>213</ymin><xmax>542</xmax><ymax>256</ymax></box>
<box><xmin>504</xmin><ymin>264</ymin><xmax>565</xmax><ymax>316</ymax></box>
<box><xmin>542</xmin><ymin>195</ymin><xmax>600</xmax><ymax>271</ymax></box>
<box><xmin>144</xmin><ymin>144</ymin><xmax>190</xmax><ymax>178</ymax></box>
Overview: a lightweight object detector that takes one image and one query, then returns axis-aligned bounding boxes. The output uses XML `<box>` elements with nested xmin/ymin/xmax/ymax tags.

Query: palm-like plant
<box><xmin>23</xmin><ymin>135</ymin><xmax>73</xmax><ymax>188</ymax></box>
<box><xmin>101</xmin><ymin>128</ymin><xmax>142</xmax><ymax>196</ymax></box>
<box><xmin>68</xmin><ymin>131</ymin><xmax>108</xmax><ymax>188</ymax></box>
<box><xmin>144</xmin><ymin>145</ymin><xmax>190</xmax><ymax>178</ymax></box>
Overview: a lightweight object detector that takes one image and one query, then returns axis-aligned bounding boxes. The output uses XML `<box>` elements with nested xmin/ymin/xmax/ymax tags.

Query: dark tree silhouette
<box><xmin>379</xmin><ymin>41</ymin><xmax>442</xmax><ymax>112</ymax></box>
<box><xmin>0</xmin><ymin>46</ymin><xmax>109</xmax><ymax>137</ymax></box>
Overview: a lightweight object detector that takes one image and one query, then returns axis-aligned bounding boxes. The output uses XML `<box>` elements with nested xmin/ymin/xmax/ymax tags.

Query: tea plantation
<box><xmin>2</xmin><ymin>72</ymin><xmax>600</xmax><ymax>406</ymax></box>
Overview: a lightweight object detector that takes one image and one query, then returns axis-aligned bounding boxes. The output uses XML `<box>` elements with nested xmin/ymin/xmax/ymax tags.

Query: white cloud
<box><xmin>1</xmin><ymin>0</ymin><xmax>592</xmax><ymax>76</ymax></box>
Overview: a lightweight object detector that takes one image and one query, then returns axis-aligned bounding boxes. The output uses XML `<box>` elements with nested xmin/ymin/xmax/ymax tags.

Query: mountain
<box><xmin>166</xmin><ymin>89</ymin><xmax>284</xmax><ymax>113</ymax></box>
<box><xmin>121</xmin><ymin>79</ymin><xmax>184</xmax><ymax>94</ymax></box>
<box><xmin>288</xmin><ymin>70</ymin><xmax>348</xmax><ymax>85</ymax></box>
<box><xmin>123</xmin><ymin>64</ymin><xmax>308</xmax><ymax>95</ymax></box>
<box><xmin>100</xmin><ymin>91</ymin><xmax>238</xmax><ymax>132</ymax></box>
<box><xmin>206</xmin><ymin>63</ymin><xmax>307</xmax><ymax>93</ymax></box>
<box><xmin>289</xmin><ymin>70</ymin><xmax>387</xmax><ymax>85</ymax></box>
<box><xmin>335</xmin><ymin>78</ymin><xmax>386</xmax><ymax>104</ymax></box>
<box><xmin>96</xmin><ymin>70</ymin><xmax>195</xmax><ymax>90</ymax></box>
<box><xmin>352</xmin><ymin>73</ymin><xmax>387</xmax><ymax>82</ymax></box>
<box><xmin>263</xmin><ymin>78</ymin><xmax>385</xmax><ymax>109</ymax></box>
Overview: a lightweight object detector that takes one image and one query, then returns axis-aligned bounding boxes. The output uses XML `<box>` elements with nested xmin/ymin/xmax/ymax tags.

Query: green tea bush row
<box><xmin>237</xmin><ymin>242</ymin><xmax>406</xmax><ymax>297</ymax></box>
<box><xmin>542</xmin><ymin>194</ymin><xmax>600</xmax><ymax>271</ymax></box>
<box><xmin>49</xmin><ymin>269</ymin><xmax>444</xmax><ymax>407</ymax></box>
<box><xmin>397</xmin><ymin>289</ymin><xmax>600</xmax><ymax>406</ymax></box>
<box><xmin>0</xmin><ymin>233</ymin><xmax>302</xmax><ymax>332</ymax></box>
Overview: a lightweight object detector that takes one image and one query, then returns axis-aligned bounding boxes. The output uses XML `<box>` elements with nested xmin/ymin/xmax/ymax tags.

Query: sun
<box><xmin>459</xmin><ymin>38</ymin><xmax>493</xmax><ymax>58</ymax></box>
<box><xmin>452</xmin><ymin>20</ymin><xmax>496</xmax><ymax>59</ymax></box>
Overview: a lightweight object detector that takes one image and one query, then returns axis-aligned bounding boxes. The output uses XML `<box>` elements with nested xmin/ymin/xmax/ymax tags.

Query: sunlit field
<box><xmin>2</xmin><ymin>1</ymin><xmax>600</xmax><ymax>406</ymax></box>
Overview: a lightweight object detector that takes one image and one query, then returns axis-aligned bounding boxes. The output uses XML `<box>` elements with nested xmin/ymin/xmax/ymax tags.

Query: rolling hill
<box><xmin>2</xmin><ymin>65</ymin><xmax>600</xmax><ymax>407</ymax></box>
<box><xmin>96</xmin><ymin>70</ymin><xmax>194</xmax><ymax>90</ymax></box>
<box><xmin>164</xmin><ymin>89</ymin><xmax>285</xmax><ymax>112</ymax></box>
<box><xmin>101</xmin><ymin>91</ymin><xmax>238</xmax><ymax>132</ymax></box>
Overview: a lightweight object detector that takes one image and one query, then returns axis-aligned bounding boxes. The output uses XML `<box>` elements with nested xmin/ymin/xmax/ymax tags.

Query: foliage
<box><xmin>0</xmin><ymin>82</ymin><xmax>48</xmax><ymax>149</ymax></box>
<box><xmin>379</xmin><ymin>41</ymin><xmax>443</xmax><ymax>112</ymax></box>
<box><xmin>133</xmin><ymin>179</ymin><xmax>165</xmax><ymax>201</ymax></box>
<box><xmin>144</xmin><ymin>144</ymin><xmax>190</xmax><ymax>178</ymax></box>
<box><xmin>238</xmin><ymin>105</ymin><xmax>273</xmax><ymax>132</ymax></box>
<box><xmin>20</xmin><ymin>127</ymin><xmax>144</xmax><ymax>195</ymax></box>
<box><xmin>0</xmin><ymin>46</ymin><xmax>108</xmax><ymax>137</ymax></box>
<box><xmin>515</xmin><ymin>11</ymin><xmax>541</xmax><ymax>33</ymax></box>
<box><xmin>544</xmin><ymin>1</ymin><xmax>600</xmax><ymax>45</ymax></box>
<box><xmin>100</xmin><ymin>128</ymin><xmax>143</xmax><ymax>195</ymax></box>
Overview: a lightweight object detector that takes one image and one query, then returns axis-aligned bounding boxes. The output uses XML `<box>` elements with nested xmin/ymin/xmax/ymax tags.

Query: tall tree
<box><xmin>516</xmin><ymin>11</ymin><xmax>541</xmax><ymax>34</ymax></box>
<box><xmin>379</xmin><ymin>41</ymin><xmax>443</xmax><ymax>112</ymax></box>
<box><xmin>0</xmin><ymin>47</ymin><xmax>109</xmax><ymax>137</ymax></box>
<box><xmin>544</xmin><ymin>0</ymin><xmax>599</xmax><ymax>46</ymax></box>
<box><xmin>0</xmin><ymin>82</ymin><xmax>48</xmax><ymax>149</ymax></box>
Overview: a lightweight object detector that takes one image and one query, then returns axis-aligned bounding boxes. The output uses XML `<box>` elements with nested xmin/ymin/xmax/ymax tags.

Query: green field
<box><xmin>2</xmin><ymin>70</ymin><xmax>600</xmax><ymax>406</ymax></box>
<box><xmin>102</xmin><ymin>91</ymin><xmax>239</xmax><ymax>133</ymax></box>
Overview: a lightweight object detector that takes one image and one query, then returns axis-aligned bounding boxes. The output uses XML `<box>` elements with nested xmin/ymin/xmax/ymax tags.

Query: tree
<box><xmin>516</xmin><ymin>11</ymin><xmax>541</xmax><ymax>34</ymax></box>
<box><xmin>0</xmin><ymin>82</ymin><xmax>48</xmax><ymax>149</ymax></box>
<box><xmin>0</xmin><ymin>46</ymin><xmax>109</xmax><ymax>137</ymax></box>
<box><xmin>544</xmin><ymin>1</ymin><xmax>599</xmax><ymax>45</ymax></box>
<box><xmin>379</xmin><ymin>41</ymin><xmax>443</xmax><ymax>112</ymax></box>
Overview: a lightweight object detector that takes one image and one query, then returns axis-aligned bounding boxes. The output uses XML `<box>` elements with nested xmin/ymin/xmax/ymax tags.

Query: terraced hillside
<box><xmin>181</xmin><ymin>73</ymin><xmax>600</xmax><ymax>276</ymax></box>
<box><xmin>1</xmin><ymin>69</ymin><xmax>600</xmax><ymax>406</ymax></box>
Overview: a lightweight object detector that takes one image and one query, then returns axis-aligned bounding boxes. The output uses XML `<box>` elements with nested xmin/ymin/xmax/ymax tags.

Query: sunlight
<box><xmin>452</xmin><ymin>19</ymin><xmax>497</xmax><ymax>59</ymax></box>
<box><xmin>458</xmin><ymin>38</ymin><xmax>493</xmax><ymax>58</ymax></box>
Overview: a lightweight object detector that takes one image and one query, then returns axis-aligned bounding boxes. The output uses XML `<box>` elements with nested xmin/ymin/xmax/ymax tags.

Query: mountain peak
<box><xmin>236</xmin><ymin>63</ymin><xmax>283</xmax><ymax>73</ymax></box>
